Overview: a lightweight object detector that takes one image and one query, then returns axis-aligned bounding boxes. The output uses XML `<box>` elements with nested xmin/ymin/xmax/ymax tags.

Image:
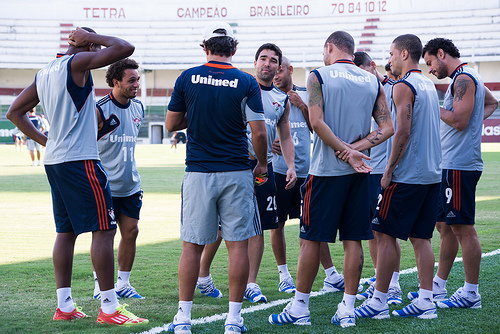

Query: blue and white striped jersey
<box><xmin>97</xmin><ymin>92</ymin><xmax>144</xmax><ymax>197</ymax></box>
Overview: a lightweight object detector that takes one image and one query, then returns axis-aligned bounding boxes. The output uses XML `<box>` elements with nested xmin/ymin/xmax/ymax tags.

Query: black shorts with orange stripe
<box><xmin>45</xmin><ymin>160</ymin><xmax>116</xmax><ymax>235</ymax></box>
<box><xmin>437</xmin><ymin>169</ymin><xmax>482</xmax><ymax>225</ymax></box>
<box><xmin>300</xmin><ymin>173</ymin><xmax>372</xmax><ymax>242</ymax></box>
<box><xmin>372</xmin><ymin>182</ymin><xmax>439</xmax><ymax>240</ymax></box>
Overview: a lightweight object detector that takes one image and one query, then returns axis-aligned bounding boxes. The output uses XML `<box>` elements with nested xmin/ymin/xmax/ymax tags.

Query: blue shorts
<box><xmin>275</xmin><ymin>173</ymin><xmax>306</xmax><ymax>223</ymax></box>
<box><xmin>113</xmin><ymin>190</ymin><xmax>143</xmax><ymax>220</ymax></box>
<box><xmin>250</xmin><ymin>160</ymin><xmax>278</xmax><ymax>230</ymax></box>
<box><xmin>300</xmin><ymin>173</ymin><xmax>372</xmax><ymax>242</ymax></box>
<box><xmin>45</xmin><ymin>160</ymin><xmax>116</xmax><ymax>236</ymax></box>
<box><xmin>372</xmin><ymin>182</ymin><xmax>439</xmax><ymax>240</ymax></box>
<box><xmin>437</xmin><ymin>169</ymin><xmax>481</xmax><ymax>225</ymax></box>
<box><xmin>368</xmin><ymin>173</ymin><xmax>383</xmax><ymax>220</ymax></box>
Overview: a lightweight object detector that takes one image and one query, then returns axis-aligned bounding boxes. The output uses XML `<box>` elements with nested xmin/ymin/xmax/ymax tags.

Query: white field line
<box><xmin>135</xmin><ymin>248</ymin><xmax>500</xmax><ymax>334</ymax></box>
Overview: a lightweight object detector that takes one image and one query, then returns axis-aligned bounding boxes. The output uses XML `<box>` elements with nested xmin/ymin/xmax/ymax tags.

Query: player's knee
<box><xmin>123</xmin><ymin>225</ymin><xmax>139</xmax><ymax>241</ymax></box>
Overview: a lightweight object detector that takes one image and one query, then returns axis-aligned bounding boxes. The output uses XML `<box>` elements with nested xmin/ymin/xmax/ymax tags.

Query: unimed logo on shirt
<box><xmin>191</xmin><ymin>75</ymin><xmax>238</xmax><ymax>88</ymax></box>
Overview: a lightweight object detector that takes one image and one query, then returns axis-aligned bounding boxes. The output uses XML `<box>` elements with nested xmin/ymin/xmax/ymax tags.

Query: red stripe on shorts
<box><xmin>302</xmin><ymin>176</ymin><xmax>313</xmax><ymax>226</ymax></box>
<box><xmin>380</xmin><ymin>182</ymin><xmax>397</xmax><ymax>220</ymax></box>
<box><xmin>85</xmin><ymin>161</ymin><xmax>107</xmax><ymax>230</ymax></box>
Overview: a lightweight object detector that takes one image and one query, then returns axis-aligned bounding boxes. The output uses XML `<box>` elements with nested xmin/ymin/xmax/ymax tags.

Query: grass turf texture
<box><xmin>0</xmin><ymin>143</ymin><xmax>499</xmax><ymax>333</ymax></box>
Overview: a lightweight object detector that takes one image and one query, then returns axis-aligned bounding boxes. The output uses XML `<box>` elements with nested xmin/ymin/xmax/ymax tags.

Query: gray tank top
<box><xmin>273</xmin><ymin>85</ymin><xmax>310</xmax><ymax>177</ymax></box>
<box><xmin>370</xmin><ymin>76</ymin><xmax>396</xmax><ymax>174</ymax></box>
<box><xmin>309</xmin><ymin>60</ymin><xmax>380</xmax><ymax>177</ymax></box>
<box><xmin>390</xmin><ymin>70</ymin><xmax>441</xmax><ymax>184</ymax></box>
<box><xmin>441</xmin><ymin>64</ymin><xmax>485</xmax><ymax>171</ymax></box>
<box><xmin>36</xmin><ymin>54</ymin><xmax>99</xmax><ymax>164</ymax></box>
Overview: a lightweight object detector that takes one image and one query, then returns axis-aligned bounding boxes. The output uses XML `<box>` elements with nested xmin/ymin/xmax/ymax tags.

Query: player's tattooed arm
<box><xmin>307</xmin><ymin>71</ymin><xmax>324</xmax><ymax>110</ymax></box>
<box><xmin>382</xmin><ymin>83</ymin><xmax>413</xmax><ymax>188</ymax></box>
<box><xmin>453</xmin><ymin>77</ymin><xmax>469</xmax><ymax>103</ymax></box>
<box><xmin>440</xmin><ymin>74</ymin><xmax>476</xmax><ymax>131</ymax></box>
<box><xmin>352</xmin><ymin>85</ymin><xmax>394</xmax><ymax>151</ymax></box>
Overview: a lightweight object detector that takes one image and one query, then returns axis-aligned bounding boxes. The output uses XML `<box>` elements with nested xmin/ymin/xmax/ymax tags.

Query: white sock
<box><xmin>93</xmin><ymin>271</ymin><xmax>99</xmax><ymax>290</ymax></box>
<box><xmin>227</xmin><ymin>301</ymin><xmax>243</xmax><ymax>322</ymax></box>
<box><xmin>176</xmin><ymin>301</ymin><xmax>193</xmax><ymax>321</ymax></box>
<box><xmin>371</xmin><ymin>289</ymin><xmax>388</xmax><ymax>307</ymax></box>
<box><xmin>278</xmin><ymin>264</ymin><xmax>291</xmax><ymax>281</ymax></box>
<box><xmin>418</xmin><ymin>288</ymin><xmax>433</xmax><ymax>303</ymax></box>
<box><xmin>390</xmin><ymin>272</ymin><xmax>400</xmax><ymax>288</ymax></box>
<box><xmin>56</xmin><ymin>287</ymin><xmax>75</xmax><ymax>312</ymax></box>
<box><xmin>100</xmin><ymin>289</ymin><xmax>120</xmax><ymax>314</ymax></box>
<box><xmin>324</xmin><ymin>265</ymin><xmax>338</xmax><ymax>277</ymax></box>
<box><xmin>374</xmin><ymin>268</ymin><xmax>377</xmax><ymax>276</ymax></box>
<box><xmin>116</xmin><ymin>270</ymin><xmax>131</xmax><ymax>289</ymax></box>
<box><xmin>463</xmin><ymin>281</ymin><xmax>479</xmax><ymax>295</ymax></box>
<box><xmin>341</xmin><ymin>293</ymin><xmax>356</xmax><ymax>311</ymax></box>
<box><xmin>290</xmin><ymin>291</ymin><xmax>310</xmax><ymax>315</ymax></box>
<box><xmin>433</xmin><ymin>275</ymin><xmax>447</xmax><ymax>291</ymax></box>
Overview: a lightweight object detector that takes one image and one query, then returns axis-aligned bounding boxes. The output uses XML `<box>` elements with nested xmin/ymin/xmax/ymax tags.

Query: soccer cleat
<box><xmin>331</xmin><ymin>307</ymin><xmax>355</xmax><ymax>328</ymax></box>
<box><xmin>278</xmin><ymin>277</ymin><xmax>296</xmax><ymax>293</ymax></box>
<box><xmin>244</xmin><ymin>284</ymin><xmax>267</xmax><ymax>303</ymax></box>
<box><xmin>96</xmin><ymin>304</ymin><xmax>149</xmax><ymax>326</ymax></box>
<box><xmin>407</xmin><ymin>289</ymin><xmax>448</xmax><ymax>302</ymax></box>
<box><xmin>354</xmin><ymin>298</ymin><xmax>390</xmax><ymax>319</ymax></box>
<box><xmin>322</xmin><ymin>273</ymin><xmax>345</xmax><ymax>292</ymax></box>
<box><xmin>224</xmin><ymin>318</ymin><xmax>248</xmax><ymax>333</ymax></box>
<box><xmin>363</xmin><ymin>275</ymin><xmax>376</xmax><ymax>285</ymax></box>
<box><xmin>436</xmin><ymin>287</ymin><xmax>481</xmax><ymax>309</ymax></box>
<box><xmin>115</xmin><ymin>284</ymin><xmax>145</xmax><ymax>299</ymax></box>
<box><xmin>53</xmin><ymin>304</ymin><xmax>90</xmax><ymax>321</ymax></box>
<box><xmin>392</xmin><ymin>298</ymin><xmax>437</xmax><ymax>319</ymax></box>
<box><xmin>197</xmin><ymin>279</ymin><xmax>223</xmax><ymax>299</ymax></box>
<box><xmin>357</xmin><ymin>281</ymin><xmax>375</xmax><ymax>300</ymax></box>
<box><xmin>167</xmin><ymin>317</ymin><xmax>192</xmax><ymax>334</ymax></box>
<box><xmin>387</xmin><ymin>286</ymin><xmax>403</xmax><ymax>305</ymax></box>
<box><xmin>268</xmin><ymin>302</ymin><xmax>311</xmax><ymax>325</ymax></box>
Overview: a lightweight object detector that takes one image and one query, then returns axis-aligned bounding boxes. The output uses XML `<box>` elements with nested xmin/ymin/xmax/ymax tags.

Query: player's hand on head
<box><xmin>68</xmin><ymin>27</ymin><xmax>89</xmax><ymax>47</ymax></box>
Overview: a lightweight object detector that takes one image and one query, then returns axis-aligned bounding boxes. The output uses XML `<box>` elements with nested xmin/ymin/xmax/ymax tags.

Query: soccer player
<box><xmin>244</xmin><ymin>43</ymin><xmax>297</xmax><ymax>303</ymax></box>
<box><xmin>272</xmin><ymin>56</ymin><xmax>346</xmax><ymax>294</ymax></box>
<box><xmin>269</xmin><ymin>30</ymin><xmax>393</xmax><ymax>328</ymax></box>
<box><xmin>6</xmin><ymin>27</ymin><xmax>148</xmax><ymax>326</ymax></box>
<box><xmin>26</xmin><ymin>108</ymin><xmax>43</xmax><ymax>166</ymax></box>
<box><xmin>353</xmin><ymin>52</ymin><xmax>402</xmax><ymax>305</ymax></box>
<box><xmin>355</xmin><ymin>34</ymin><xmax>442</xmax><ymax>320</ymax></box>
<box><xmin>416</xmin><ymin>38</ymin><xmax>499</xmax><ymax>308</ymax></box>
<box><xmin>165</xmin><ymin>22</ymin><xmax>268</xmax><ymax>334</ymax></box>
<box><xmin>194</xmin><ymin>45</ymin><xmax>298</xmax><ymax>304</ymax></box>
<box><xmin>92</xmin><ymin>58</ymin><xmax>145</xmax><ymax>300</ymax></box>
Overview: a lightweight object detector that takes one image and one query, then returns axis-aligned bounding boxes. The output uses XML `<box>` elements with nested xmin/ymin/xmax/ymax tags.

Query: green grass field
<box><xmin>0</xmin><ymin>143</ymin><xmax>499</xmax><ymax>333</ymax></box>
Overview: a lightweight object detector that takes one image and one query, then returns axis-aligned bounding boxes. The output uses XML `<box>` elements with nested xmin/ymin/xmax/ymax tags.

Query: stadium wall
<box><xmin>1</xmin><ymin>0</ymin><xmax>499</xmax><ymax>142</ymax></box>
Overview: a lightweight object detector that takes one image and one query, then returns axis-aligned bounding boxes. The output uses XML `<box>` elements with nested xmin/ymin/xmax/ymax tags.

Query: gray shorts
<box><xmin>180</xmin><ymin>170</ymin><xmax>261</xmax><ymax>244</ymax></box>
<box><xmin>26</xmin><ymin>139</ymin><xmax>40</xmax><ymax>151</ymax></box>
